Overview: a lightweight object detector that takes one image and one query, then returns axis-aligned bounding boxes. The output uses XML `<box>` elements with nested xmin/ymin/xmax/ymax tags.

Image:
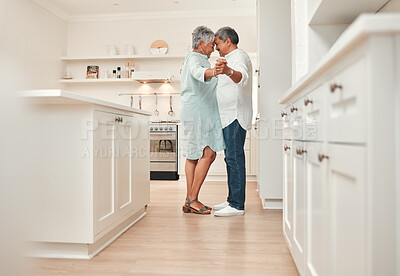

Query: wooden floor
<box><xmin>32</xmin><ymin>181</ymin><xmax>299</xmax><ymax>276</ymax></box>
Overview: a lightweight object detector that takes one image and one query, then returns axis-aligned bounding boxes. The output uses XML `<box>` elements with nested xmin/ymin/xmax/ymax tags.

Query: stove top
<box><xmin>150</xmin><ymin>124</ymin><xmax>178</xmax><ymax>132</ymax></box>
<box><xmin>151</xmin><ymin>120</ymin><xmax>180</xmax><ymax>124</ymax></box>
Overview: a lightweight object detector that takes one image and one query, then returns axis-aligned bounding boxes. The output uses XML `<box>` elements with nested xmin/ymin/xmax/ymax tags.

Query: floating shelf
<box><xmin>61</xmin><ymin>54</ymin><xmax>186</xmax><ymax>61</ymax></box>
<box><xmin>118</xmin><ymin>92</ymin><xmax>181</xmax><ymax>96</ymax></box>
<box><xmin>60</xmin><ymin>78</ymin><xmax>136</xmax><ymax>83</ymax></box>
<box><xmin>60</xmin><ymin>78</ymin><xmax>180</xmax><ymax>84</ymax></box>
<box><xmin>308</xmin><ymin>0</ymin><xmax>388</xmax><ymax>24</ymax></box>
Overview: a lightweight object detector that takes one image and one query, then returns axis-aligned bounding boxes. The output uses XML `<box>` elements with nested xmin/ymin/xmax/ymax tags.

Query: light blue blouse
<box><xmin>180</xmin><ymin>52</ymin><xmax>225</xmax><ymax>160</ymax></box>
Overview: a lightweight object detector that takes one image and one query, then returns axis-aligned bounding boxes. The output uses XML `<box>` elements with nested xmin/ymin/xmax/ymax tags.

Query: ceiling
<box><xmin>41</xmin><ymin>0</ymin><xmax>256</xmax><ymax>16</ymax></box>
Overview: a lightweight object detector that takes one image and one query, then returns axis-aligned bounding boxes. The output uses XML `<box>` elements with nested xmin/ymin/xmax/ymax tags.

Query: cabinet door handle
<box><xmin>318</xmin><ymin>153</ymin><xmax>329</xmax><ymax>162</ymax></box>
<box><xmin>296</xmin><ymin>147</ymin><xmax>307</xmax><ymax>155</ymax></box>
<box><xmin>281</xmin><ymin>111</ymin><xmax>287</xmax><ymax>117</ymax></box>
<box><xmin>290</xmin><ymin>105</ymin><xmax>298</xmax><ymax>113</ymax></box>
<box><xmin>120</xmin><ymin>117</ymin><xmax>123</xmax><ymax>123</ymax></box>
<box><xmin>330</xmin><ymin>82</ymin><xmax>343</xmax><ymax>93</ymax></box>
<box><xmin>304</xmin><ymin>97</ymin><xmax>313</xmax><ymax>106</ymax></box>
<box><xmin>115</xmin><ymin>117</ymin><xmax>120</xmax><ymax>122</ymax></box>
<box><xmin>284</xmin><ymin>144</ymin><xmax>290</xmax><ymax>151</ymax></box>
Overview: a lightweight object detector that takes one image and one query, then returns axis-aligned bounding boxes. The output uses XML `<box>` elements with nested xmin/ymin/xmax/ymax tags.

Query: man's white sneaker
<box><xmin>214</xmin><ymin>205</ymin><xmax>245</xmax><ymax>217</ymax></box>
<box><xmin>212</xmin><ymin>201</ymin><xmax>229</xmax><ymax>211</ymax></box>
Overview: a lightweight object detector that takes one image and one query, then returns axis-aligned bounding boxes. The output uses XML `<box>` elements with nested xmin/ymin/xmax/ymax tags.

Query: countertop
<box><xmin>21</xmin><ymin>89</ymin><xmax>152</xmax><ymax>116</ymax></box>
<box><xmin>279</xmin><ymin>13</ymin><xmax>400</xmax><ymax>104</ymax></box>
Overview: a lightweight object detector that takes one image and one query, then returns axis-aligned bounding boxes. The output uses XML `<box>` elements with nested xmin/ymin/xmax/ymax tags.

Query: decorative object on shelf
<box><xmin>127</xmin><ymin>44</ymin><xmax>135</xmax><ymax>55</ymax></box>
<box><xmin>106</xmin><ymin>45</ymin><xmax>117</xmax><ymax>56</ymax></box>
<box><xmin>150</xmin><ymin>40</ymin><xmax>168</xmax><ymax>55</ymax></box>
<box><xmin>63</xmin><ymin>71</ymin><xmax>72</xmax><ymax>80</ymax></box>
<box><xmin>86</xmin><ymin>65</ymin><xmax>99</xmax><ymax>79</ymax></box>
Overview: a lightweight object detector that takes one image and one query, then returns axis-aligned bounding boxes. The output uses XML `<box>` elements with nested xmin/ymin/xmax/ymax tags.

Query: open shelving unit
<box><xmin>59</xmin><ymin>78</ymin><xmax>136</xmax><ymax>83</ymax></box>
<box><xmin>61</xmin><ymin>54</ymin><xmax>186</xmax><ymax>61</ymax></box>
<box><xmin>60</xmin><ymin>54</ymin><xmax>184</xmax><ymax>85</ymax></box>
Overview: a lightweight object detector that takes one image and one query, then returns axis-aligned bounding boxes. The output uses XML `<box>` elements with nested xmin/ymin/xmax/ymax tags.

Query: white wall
<box><xmin>379</xmin><ymin>0</ymin><xmax>400</xmax><ymax>12</ymax></box>
<box><xmin>291</xmin><ymin>0</ymin><xmax>308</xmax><ymax>82</ymax></box>
<box><xmin>292</xmin><ymin>0</ymin><xmax>349</xmax><ymax>82</ymax></box>
<box><xmin>1</xmin><ymin>0</ymin><xmax>67</xmax><ymax>90</ymax></box>
<box><xmin>64</xmin><ymin>16</ymin><xmax>257</xmax><ymax>122</ymax></box>
<box><xmin>257</xmin><ymin>0</ymin><xmax>292</xmax><ymax>207</ymax></box>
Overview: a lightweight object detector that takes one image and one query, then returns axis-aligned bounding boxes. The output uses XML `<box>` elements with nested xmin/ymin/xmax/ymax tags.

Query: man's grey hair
<box><xmin>192</xmin><ymin>26</ymin><xmax>215</xmax><ymax>50</ymax></box>
<box><xmin>215</xmin><ymin>27</ymin><xmax>239</xmax><ymax>45</ymax></box>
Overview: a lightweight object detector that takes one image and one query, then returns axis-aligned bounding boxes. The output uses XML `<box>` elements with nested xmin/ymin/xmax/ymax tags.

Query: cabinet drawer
<box><xmin>281</xmin><ymin>106</ymin><xmax>292</xmax><ymax>140</ymax></box>
<box><xmin>290</xmin><ymin>98</ymin><xmax>305</xmax><ymax>140</ymax></box>
<box><xmin>327</xmin><ymin>57</ymin><xmax>367</xmax><ymax>143</ymax></box>
<box><xmin>304</xmin><ymin>84</ymin><xmax>326</xmax><ymax>142</ymax></box>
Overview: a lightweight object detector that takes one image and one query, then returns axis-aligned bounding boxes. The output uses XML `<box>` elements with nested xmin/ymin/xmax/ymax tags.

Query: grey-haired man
<box><xmin>212</xmin><ymin>27</ymin><xmax>253</xmax><ymax>217</ymax></box>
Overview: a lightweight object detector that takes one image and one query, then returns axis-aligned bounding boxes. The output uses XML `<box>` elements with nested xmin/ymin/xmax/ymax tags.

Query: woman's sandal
<box><xmin>182</xmin><ymin>199</ymin><xmax>211</xmax><ymax>214</ymax></box>
<box><xmin>182</xmin><ymin>198</ymin><xmax>212</xmax><ymax>213</ymax></box>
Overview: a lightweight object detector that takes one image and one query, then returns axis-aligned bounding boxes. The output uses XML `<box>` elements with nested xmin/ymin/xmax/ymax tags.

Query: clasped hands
<box><xmin>213</xmin><ymin>58</ymin><xmax>230</xmax><ymax>77</ymax></box>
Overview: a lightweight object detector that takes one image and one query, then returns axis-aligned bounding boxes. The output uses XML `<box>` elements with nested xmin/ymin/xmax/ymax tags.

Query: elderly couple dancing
<box><xmin>180</xmin><ymin>26</ymin><xmax>252</xmax><ymax>216</ymax></box>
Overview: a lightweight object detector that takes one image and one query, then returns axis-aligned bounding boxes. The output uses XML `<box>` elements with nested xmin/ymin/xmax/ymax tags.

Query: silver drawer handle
<box><xmin>284</xmin><ymin>144</ymin><xmax>290</xmax><ymax>151</ymax></box>
<box><xmin>330</xmin><ymin>82</ymin><xmax>343</xmax><ymax>93</ymax></box>
<box><xmin>296</xmin><ymin>147</ymin><xmax>307</xmax><ymax>155</ymax></box>
<box><xmin>290</xmin><ymin>105</ymin><xmax>298</xmax><ymax>113</ymax></box>
<box><xmin>304</xmin><ymin>97</ymin><xmax>313</xmax><ymax>106</ymax></box>
<box><xmin>281</xmin><ymin>111</ymin><xmax>287</xmax><ymax>117</ymax></box>
<box><xmin>318</xmin><ymin>153</ymin><xmax>329</xmax><ymax>162</ymax></box>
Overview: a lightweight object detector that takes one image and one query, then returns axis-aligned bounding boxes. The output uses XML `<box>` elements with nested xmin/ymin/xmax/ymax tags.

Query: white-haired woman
<box><xmin>180</xmin><ymin>26</ymin><xmax>225</xmax><ymax>215</ymax></box>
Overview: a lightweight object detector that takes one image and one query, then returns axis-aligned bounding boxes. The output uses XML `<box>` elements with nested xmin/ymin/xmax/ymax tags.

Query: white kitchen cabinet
<box><xmin>305</xmin><ymin>142</ymin><xmax>328</xmax><ymax>276</ymax></box>
<box><xmin>93</xmin><ymin>111</ymin><xmax>117</xmax><ymax>235</ymax></box>
<box><xmin>326</xmin><ymin>56</ymin><xmax>367</xmax><ymax>144</ymax></box>
<box><xmin>24</xmin><ymin>90</ymin><xmax>150</xmax><ymax>259</ymax></box>
<box><xmin>279</xmin><ymin>15</ymin><xmax>400</xmax><ymax>276</ymax></box>
<box><xmin>283</xmin><ymin>140</ymin><xmax>294</xmax><ymax>248</ymax></box>
<box><xmin>291</xmin><ymin>141</ymin><xmax>306</xmax><ymax>273</ymax></box>
<box><xmin>326</xmin><ymin>144</ymin><xmax>366</xmax><ymax>276</ymax></box>
<box><xmin>304</xmin><ymin>85</ymin><xmax>326</xmax><ymax>142</ymax></box>
<box><xmin>290</xmin><ymin>99</ymin><xmax>305</xmax><ymax>141</ymax></box>
<box><xmin>93</xmin><ymin>111</ymin><xmax>147</xmax><ymax>235</ymax></box>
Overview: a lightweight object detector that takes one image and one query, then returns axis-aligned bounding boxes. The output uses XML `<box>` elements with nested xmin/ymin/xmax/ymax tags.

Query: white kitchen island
<box><xmin>22</xmin><ymin>90</ymin><xmax>151</xmax><ymax>259</ymax></box>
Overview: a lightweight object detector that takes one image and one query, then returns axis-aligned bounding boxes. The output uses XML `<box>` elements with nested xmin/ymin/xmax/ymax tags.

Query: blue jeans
<box><xmin>223</xmin><ymin>119</ymin><xmax>246</xmax><ymax>210</ymax></box>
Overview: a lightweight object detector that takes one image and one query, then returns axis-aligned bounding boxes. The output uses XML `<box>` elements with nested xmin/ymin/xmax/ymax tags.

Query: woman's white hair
<box><xmin>192</xmin><ymin>26</ymin><xmax>215</xmax><ymax>50</ymax></box>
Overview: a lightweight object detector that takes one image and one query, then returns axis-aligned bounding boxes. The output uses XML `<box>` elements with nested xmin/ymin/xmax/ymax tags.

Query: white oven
<box><xmin>150</xmin><ymin>123</ymin><xmax>179</xmax><ymax>180</ymax></box>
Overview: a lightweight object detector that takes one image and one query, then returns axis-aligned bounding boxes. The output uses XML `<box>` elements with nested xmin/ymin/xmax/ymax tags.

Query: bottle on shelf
<box><xmin>130</xmin><ymin>62</ymin><xmax>135</xmax><ymax>77</ymax></box>
<box><xmin>125</xmin><ymin>62</ymin><xmax>130</xmax><ymax>78</ymax></box>
<box><xmin>113</xmin><ymin>69</ymin><xmax>117</xmax><ymax>78</ymax></box>
<box><xmin>117</xmin><ymin>67</ymin><xmax>121</xmax><ymax>78</ymax></box>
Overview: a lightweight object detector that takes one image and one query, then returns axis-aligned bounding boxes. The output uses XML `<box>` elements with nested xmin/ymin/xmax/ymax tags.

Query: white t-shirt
<box><xmin>216</xmin><ymin>48</ymin><xmax>253</xmax><ymax>130</ymax></box>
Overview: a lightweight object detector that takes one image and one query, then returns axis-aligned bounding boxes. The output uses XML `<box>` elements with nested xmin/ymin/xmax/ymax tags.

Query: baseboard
<box><xmin>27</xmin><ymin>208</ymin><xmax>147</xmax><ymax>259</ymax></box>
<box><xmin>178</xmin><ymin>174</ymin><xmax>257</xmax><ymax>182</ymax></box>
<box><xmin>261</xmin><ymin>198</ymin><xmax>283</xmax><ymax>209</ymax></box>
